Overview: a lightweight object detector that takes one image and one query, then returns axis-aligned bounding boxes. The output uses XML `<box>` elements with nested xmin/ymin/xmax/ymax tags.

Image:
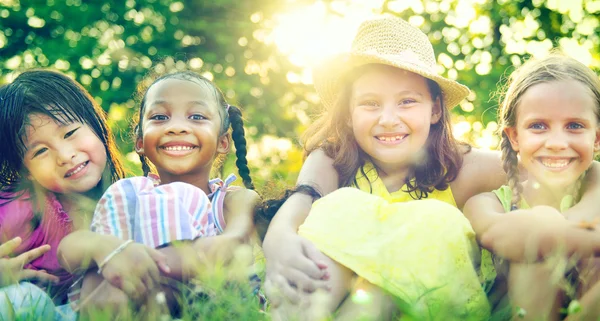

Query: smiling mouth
<box><xmin>538</xmin><ymin>158</ymin><xmax>573</xmax><ymax>169</ymax></box>
<box><xmin>375</xmin><ymin>134</ymin><xmax>407</xmax><ymax>142</ymax></box>
<box><xmin>161</xmin><ymin>145</ymin><xmax>197</xmax><ymax>151</ymax></box>
<box><xmin>65</xmin><ymin>161</ymin><xmax>89</xmax><ymax>178</ymax></box>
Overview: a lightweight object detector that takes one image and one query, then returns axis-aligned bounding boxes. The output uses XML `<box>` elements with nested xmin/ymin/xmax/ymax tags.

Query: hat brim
<box><xmin>313</xmin><ymin>52</ymin><xmax>470</xmax><ymax>110</ymax></box>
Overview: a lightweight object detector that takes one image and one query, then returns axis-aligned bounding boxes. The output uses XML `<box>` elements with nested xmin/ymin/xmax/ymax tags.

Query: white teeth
<box><xmin>541</xmin><ymin>159</ymin><xmax>570</xmax><ymax>168</ymax></box>
<box><xmin>163</xmin><ymin>146</ymin><xmax>194</xmax><ymax>151</ymax></box>
<box><xmin>66</xmin><ymin>162</ymin><xmax>86</xmax><ymax>177</ymax></box>
<box><xmin>377</xmin><ymin>135</ymin><xmax>405</xmax><ymax>142</ymax></box>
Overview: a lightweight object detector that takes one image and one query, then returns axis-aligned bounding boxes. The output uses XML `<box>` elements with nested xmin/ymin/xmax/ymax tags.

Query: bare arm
<box><xmin>564</xmin><ymin>161</ymin><xmax>600</xmax><ymax>224</ymax></box>
<box><xmin>58</xmin><ymin>231</ymin><xmax>170</xmax><ymax>298</ymax></box>
<box><xmin>465</xmin><ymin>193</ymin><xmax>600</xmax><ymax>261</ymax></box>
<box><xmin>263</xmin><ymin>149</ymin><xmax>338</xmax><ymax>306</ymax></box>
<box><xmin>462</xmin><ymin>192</ymin><xmax>507</xmax><ymax>243</ymax></box>
<box><xmin>451</xmin><ymin>148</ymin><xmax>506</xmax><ymax>209</ymax></box>
<box><xmin>192</xmin><ymin>188</ymin><xmax>260</xmax><ymax>268</ymax></box>
<box><xmin>267</xmin><ymin>149</ymin><xmax>339</xmax><ymax>233</ymax></box>
<box><xmin>221</xmin><ymin>188</ymin><xmax>260</xmax><ymax>241</ymax></box>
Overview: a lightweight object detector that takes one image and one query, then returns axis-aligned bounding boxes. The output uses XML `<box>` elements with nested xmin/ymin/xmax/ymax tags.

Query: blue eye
<box><xmin>189</xmin><ymin>114</ymin><xmax>206</xmax><ymax>120</ymax></box>
<box><xmin>567</xmin><ymin>122</ymin><xmax>584</xmax><ymax>130</ymax></box>
<box><xmin>528</xmin><ymin>123</ymin><xmax>546</xmax><ymax>130</ymax></box>
<box><xmin>149</xmin><ymin>114</ymin><xmax>168</xmax><ymax>121</ymax></box>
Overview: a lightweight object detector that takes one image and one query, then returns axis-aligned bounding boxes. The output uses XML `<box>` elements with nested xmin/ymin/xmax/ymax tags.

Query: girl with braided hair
<box><xmin>464</xmin><ymin>53</ymin><xmax>600</xmax><ymax>320</ymax></box>
<box><xmin>81</xmin><ymin>69</ymin><xmax>260</xmax><ymax>315</ymax></box>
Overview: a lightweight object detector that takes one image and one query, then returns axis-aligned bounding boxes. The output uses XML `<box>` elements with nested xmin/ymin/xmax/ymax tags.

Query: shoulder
<box><xmin>463</xmin><ymin>191</ymin><xmax>504</xmax><ymax>218</ymax></box>
<box><xmin>0</xmin><ymin>191</ymin><xmax>35</xmax><ymax>219</ymax></box>
<box><xmin>298</xmin><ymin>148</ymin><xmax>339</xmax><ymax>195</ymax></box>
<box><xmin>451</xmin><ymin>148</ymin><xmax>506</xmax><ymax>209</ymax></box>
<box><xmin>0</xmin><ymin>192</ymin><xmax>36</xmax><ymax>239</ymax></box>
<box><xmin>224</xmin><ymin>188</ymin><xmax>260</xmax><ymax>205</ymax></box>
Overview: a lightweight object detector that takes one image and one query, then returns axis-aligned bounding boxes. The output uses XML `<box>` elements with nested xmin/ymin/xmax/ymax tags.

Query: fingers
<box><xmin>286</xmin><ymin>253</ymin><xmax>330</xmax><ymax>283</ymax></box>
<box><xmin>18</xmin><ymin>269</ymin><xmax>60</xmax><ymax>284</ymax></box>
<box><xmin>14</xmin><ymin>244</ymin><xmax>51</xmax><ymax>267</ymax></box>
<box><xmin>302</xmin><ymin>240</ymin><xmax>329</xmax><ymax>272</ymax></box>
<box><xmin>271</xmin><ymin>273</ymin><xmax>302</xmax><ymax>304</ymax></box>
<box><xmin>0</xmin><ymin>237</ymin><xmax>22</xmax><ymax>257</ymax></box>
<box><xmin>264</xmin><ymin>278</ymin><xmax>282</xmax><ymax>308</ymax></box>
<box><xmin>283</xmin><ymin>268</ymin><xmax>331</xmax><ymax>293</ymax></box>
<box><xmin>147</xmin><ymin>247</ymin><xmax>171</xmax><ymax>274</ymax></box>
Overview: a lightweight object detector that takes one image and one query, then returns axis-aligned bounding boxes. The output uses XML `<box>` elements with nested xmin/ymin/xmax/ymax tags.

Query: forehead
<box><xmin>145</xmin><ymin>78</ymin><xmax>219</xmax><ymax>109</ymax></box>
<box><xmin>351</xmin><ymin>65</ymin><xmax>430</xmax><ymax>94</ymax></box>
<box><xmin>518</xmin><ymin>80</ymin><xmax>597</xmax><ymax>120</ymax></box>
<box><xmin>24</xmin><ymin>113</ymin><xmax>63</xmax><ymax>140</ymax></box>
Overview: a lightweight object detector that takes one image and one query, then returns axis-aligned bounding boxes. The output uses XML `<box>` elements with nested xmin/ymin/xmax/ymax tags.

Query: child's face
<box><xmin>137</xmin><ymin>78</ymin><xmax>229</xmax><ymax>180</ymax></box>
<box><xmin>505</xmin><ymin>80</ymin><xmax>600</xmax><ymax>190</ymax></box>
<box><xmin>23</xmin><ymin>113</ymin><xmax>107</xmax><ymax>194</ymax></box>
<box><xmin>349</xmin><ymin>65</ymin><xmax>441</xmax><ymax>171</ymax></box>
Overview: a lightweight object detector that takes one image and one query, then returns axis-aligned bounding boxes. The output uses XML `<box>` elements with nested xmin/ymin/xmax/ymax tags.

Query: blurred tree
<box><xmin>1</xmin><ymin>0</ymin><xmax>599</xmax><ymax>188</ymax></box>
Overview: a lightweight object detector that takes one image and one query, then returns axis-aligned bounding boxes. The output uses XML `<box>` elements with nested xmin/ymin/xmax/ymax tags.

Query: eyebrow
<box><xmin>150</xmin><ymin>100</ymin><xmax>210</xmax><ymax>108</ymax></box>
<box><xmin>25</xmin><ymin>123</ymin><xmax>70</xmax><ymax>151</ymax></box>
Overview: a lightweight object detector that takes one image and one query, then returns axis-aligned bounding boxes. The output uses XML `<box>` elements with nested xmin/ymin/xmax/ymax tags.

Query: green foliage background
<box><xmin>1</xmin><ymin>0</ymin><xmax>599</xmax><ymax>190</ymax></box>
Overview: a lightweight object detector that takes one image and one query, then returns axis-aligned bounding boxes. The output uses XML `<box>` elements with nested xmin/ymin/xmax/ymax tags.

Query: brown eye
<box><xmin>64</xmin><ymin>127</ymin><xmax>79</xmax><ymax>139</ymax></box>
<box><xmin>33</xmin><ymin>147</ymin><xmax>48</xmax><ymax>158</ymax></box>
<box><xmin>150</xmin><ymin>114</ymin><xmax>168</xmax><ymax>121</ymax></box>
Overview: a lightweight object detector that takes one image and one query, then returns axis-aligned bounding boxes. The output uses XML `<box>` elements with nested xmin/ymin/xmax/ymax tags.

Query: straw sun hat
<box><xmin>313</xmin><ymin>16</ymin><xmax>470</xmax><ymax>109</ymax></box>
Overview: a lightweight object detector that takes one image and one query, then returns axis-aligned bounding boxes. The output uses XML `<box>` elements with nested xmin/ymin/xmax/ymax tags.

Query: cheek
<box><xmin>28</xmin><ymin>167</ymin><xmax>64</xmax><ymax>193</ymax></box>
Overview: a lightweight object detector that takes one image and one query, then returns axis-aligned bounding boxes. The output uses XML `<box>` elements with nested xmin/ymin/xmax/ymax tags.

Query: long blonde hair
<box><xmin>498</xmin><ymin>53</ymin><xmax>600</xmax><ymax>209</ymax></box>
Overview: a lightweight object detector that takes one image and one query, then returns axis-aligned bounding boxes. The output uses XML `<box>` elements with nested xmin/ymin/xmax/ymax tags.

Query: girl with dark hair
<box><xmin>72</xmin><ymin>70</ymin><xmax>259</xmax><ymax>315</ymax></box>
<box><xmin>0</xmin><ymin>70</ymin><xmax>166</xmax><ymax>320</ymax></box>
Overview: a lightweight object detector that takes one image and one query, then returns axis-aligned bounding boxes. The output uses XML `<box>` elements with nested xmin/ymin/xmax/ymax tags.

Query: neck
<box><xmin>55</xmin><ymin>185</ymin><xmax>102</xmax><ymax>229</ymax></box>
<box><xmin>372</xmin><ymin>161</ymin><xmax>410</xmax><ymax>193</ymax></box>
<box><xmin>157</xmin><ymin>170</ymin><xmax>211</xmax><ymax>195</ymax></box>
<box><xmin>521</xmin><ymin>179</ymin><xmax>578</xmax><ymax>211</ymax></box>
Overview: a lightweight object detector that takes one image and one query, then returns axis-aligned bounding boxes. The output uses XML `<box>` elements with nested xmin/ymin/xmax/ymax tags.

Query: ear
<box><xmin>135</xmin><ymin>136</ymin><xmax>144</xmax><ymax>155</ymax></box>
<box><xmin>504</xmin><ymin>127</ymin><xmax>519</xmax><ymax>152</ymax></box>
<box><xmin>217</xmin><ymin>133</ymin><xmax>231</xmax><ymax>154</ymax></box>
<box><xmin>594</xmin><ymin>127</ymin><xmax>600</xmax><ymax>152</ymax></box>
<box><xmin>430</xmin><ymin>97</ymin><xmax>442</xmax><ymax>124</ymax></box>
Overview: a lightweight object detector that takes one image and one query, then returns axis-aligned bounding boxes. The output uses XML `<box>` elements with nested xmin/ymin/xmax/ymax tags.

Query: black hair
<box><xmin>254</xmin><ymin>184</ymin><xmax>322</xmax><ymax>241</ymax></box>
<box><xmin>0</xmin><ymin>70</ymin><xmax>125</xmax><ymax>204</ymax></box>
<box><xmin>135</xmin><ymin>71</ymin><xmax>254</xmax><ymax>189</ymax></box>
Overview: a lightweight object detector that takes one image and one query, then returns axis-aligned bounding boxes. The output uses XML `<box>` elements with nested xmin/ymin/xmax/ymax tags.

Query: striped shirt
<box><xmin>91</xmin><ymin>173</ymin><xmax>237</xmax><ymax>249</ymax></box>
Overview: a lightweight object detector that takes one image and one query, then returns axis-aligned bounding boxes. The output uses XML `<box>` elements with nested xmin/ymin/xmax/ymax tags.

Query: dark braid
<box><xmin>139</xmin><ymin>154</ymin><xmax>153</xmax><ymax>177</ymax></box>
<box><xmin>228</xmin><ymin>105</ymin><xmax>254</xmax><ymax>190</ymax></box>
<box><xmin>500</xmin><ymin>131</ymin><xmax>522</xmax><ymax>210</ymax></box>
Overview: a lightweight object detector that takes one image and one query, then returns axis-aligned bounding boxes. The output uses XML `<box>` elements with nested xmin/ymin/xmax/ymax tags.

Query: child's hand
<box><xmin>0</xmin><ymin>237</ymin><xmax>60</xmax><ymax>286</ymax></box>
<box><xmin>263</xmin><ymin>232</ymin><xmax>330</xmax><ymax>307</ymax></box>
<box><xmin>193</xmin><ymin>234</ymin><xmax>255</xmax><ymax>281</ymax></box>
<box><xmin>481</xmin><ymin>206</ymin><xmax>568</xmax><ymax>262</ymax></box>
<box><xmin>96</xmin><ymin>240</ymin><xmax>170</xmax><ymax>302</ymax></box>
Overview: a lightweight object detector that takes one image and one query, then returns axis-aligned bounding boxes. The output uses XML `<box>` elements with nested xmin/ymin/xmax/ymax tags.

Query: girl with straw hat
<box><xmin>262</xmin><ymin>15</ymin><xmax>600</xmax><ymax>320</ymax></box>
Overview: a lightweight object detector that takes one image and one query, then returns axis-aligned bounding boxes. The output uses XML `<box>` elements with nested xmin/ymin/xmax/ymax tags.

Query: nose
<box><xmin>544</xmin><ymin>130</ymin><xmax>569</xmax><ymax>150</ymax></box>
<box><xmin>56</xmin><ymin>145</ymin><xmax>76</xmax><ymax>166</ymax></box>
<box><xmin>378</xmin><ymin>104</ymin><xmax>400</xmax><ymax>128</ymax></box>
<box><xmin>165</xmin><ymin>117</ymin><xmax>190</xmax><ymax>135</ymax></box>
